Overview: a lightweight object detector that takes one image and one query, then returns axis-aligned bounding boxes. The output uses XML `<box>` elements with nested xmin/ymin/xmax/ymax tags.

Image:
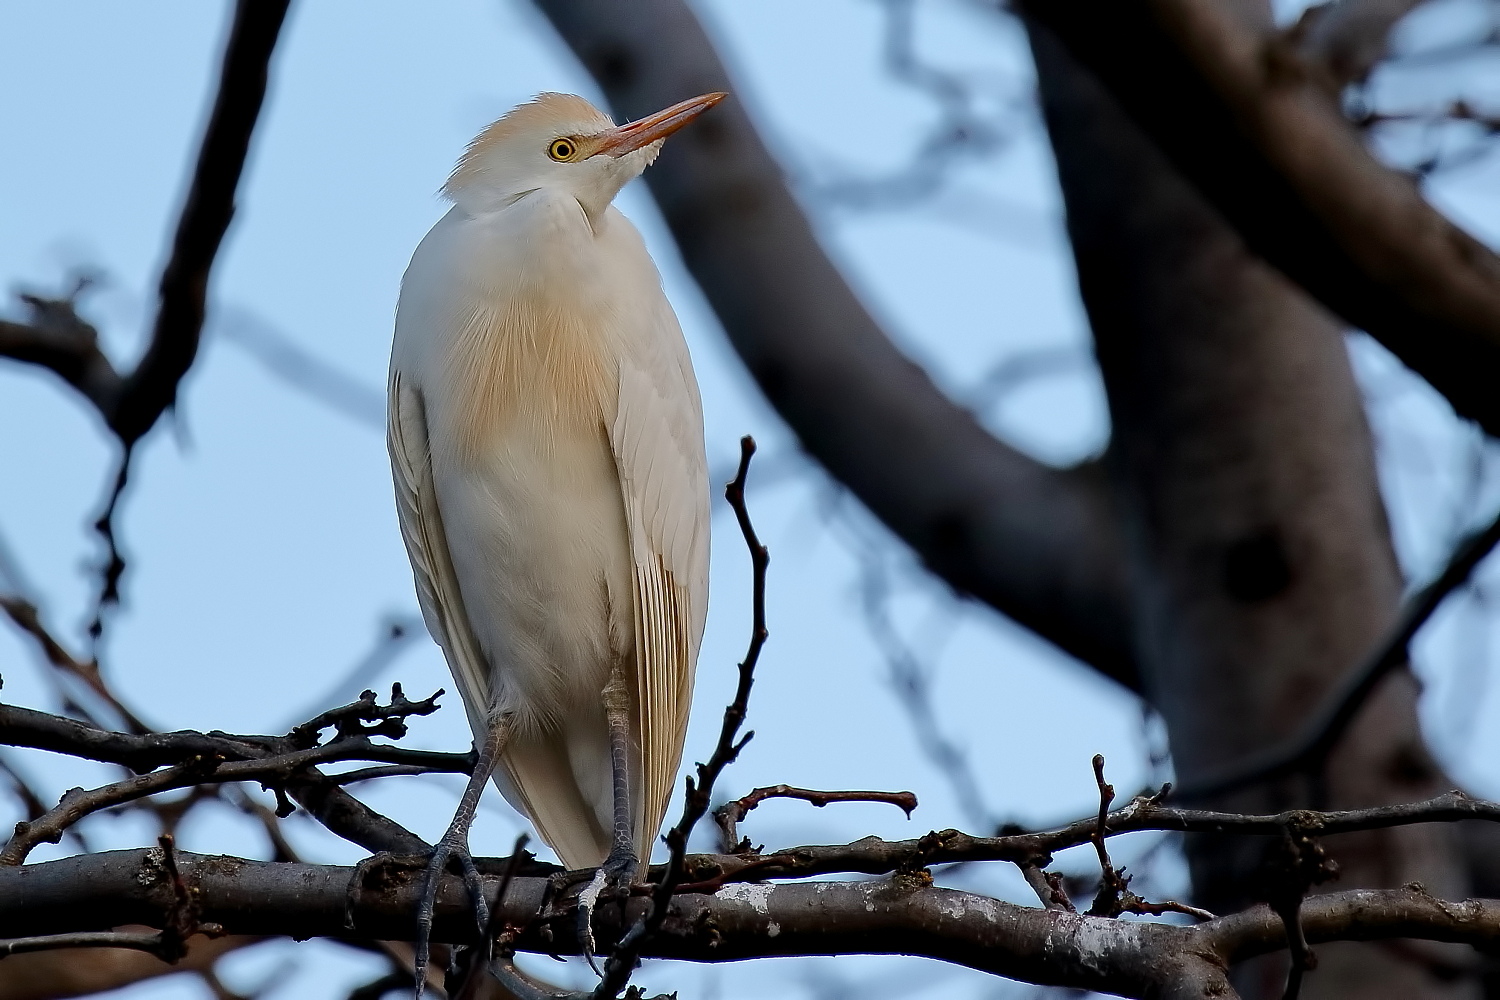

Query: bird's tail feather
<box><xmin>493</xmin><ymin>732</ymin><xmax>613</xmax><ymax>871</ymax></box>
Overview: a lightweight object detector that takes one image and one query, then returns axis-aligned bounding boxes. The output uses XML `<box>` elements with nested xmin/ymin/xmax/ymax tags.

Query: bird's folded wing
<box><xmin>387</xmin><ymin>372</ymin><xmax>494</xmax><ymax>744</ymax></box>
<box><xmin>609</xmin><ymin>335</ymin><xmax>710</xmax><ymax>849</ymax></box>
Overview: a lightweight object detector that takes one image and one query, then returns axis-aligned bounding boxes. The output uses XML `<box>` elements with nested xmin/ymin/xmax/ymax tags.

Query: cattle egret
<box><xmin>388</xmin><ymin>91</ymin><xmax>720</xmax><ymax>985</ymax></box>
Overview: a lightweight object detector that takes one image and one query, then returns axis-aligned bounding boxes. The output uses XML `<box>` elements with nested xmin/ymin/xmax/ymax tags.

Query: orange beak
<box><xmin>594</xmin><ymin>92</ymin><xmax>727</xmax><ymax>158</ymax></box>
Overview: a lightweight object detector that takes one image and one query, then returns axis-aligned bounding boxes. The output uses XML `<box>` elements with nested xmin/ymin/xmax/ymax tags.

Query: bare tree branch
<box><xmin>0</xmin><ymin>688</ymin><xmax>463</xmax><ymax>778</ymax></box>
<box><xmin>1</xmin><ymin>596</ymin><xmax>150</xmax><ymax>734</ymax></box>
<box><xmin>0</xmin><ymin>687</ymin><xmax>467</xmax><ymax>860</ymax></box>
<box><xmin>532</xmin><ymin>0</ymin><xmax>1141</xmax><ymax>691</ymax></box>
<box><xmin>0</xmin><ymin>286</ymin><xmax>121</xmax><ymax>416</ymax></box>
<box><xmin>0</xmin><ymin>0</ymin><xmax>294</xmax><ymax>653</ymax></box>
<box><xmin>1019</xmin><ymin>0</ymin><xmax>1500</xmax><ymax>439</ymax></box>
<box><xmin>14</xmin><ymin>848</ymin><xmax>1500</xmax><ymax>998</ymax></box>
<box><xmin>0</xmin><ymin>0</ymin><xmax>291</xmax><ymax>480</ymax></box>
<box><xmin>663</xmin><ymin>788</ymin><xmax>1500</xmax><ymax>886</ymax></box>
<box><xmin>281</xmin><ymin>768</ymin><xmax>430</xmax><ymax>856</ymax></box>
<box><xmin>110</xmin><ymin>0</ymin><xmax>292</xmax><ymax>447</ymax></box>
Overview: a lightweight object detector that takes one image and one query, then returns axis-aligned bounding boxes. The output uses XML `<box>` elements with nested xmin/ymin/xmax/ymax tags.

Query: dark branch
<box><xmin>0</xmin><ymin>690</ymin><xmax>467</xmax><ymax>779</ymax></box>
<box><xmin>0</xmin><ymin>686</ymin><xmax>464</xmax><ymax>859</ymax></box>
<box><xmin>110</xmin><ymin>0</ymin><xmax>292</xmax><ymax>446</ymax></box>
<box><xmin>0</xmin><ymin>286</ymin><xmax>122</xmax><ymax>414</ymax></box>
<box><xmin>63</xmin><ymin>0</ymin><xmax>290</xmax><ymax>653</ymax></box>
<box><xmin>282</xmin><ymin>768</ymin><xmax>430</xmax><ymax>856</ymax></box>
<box><xmin>1017</xmin><ymin>0</ymin><xmax>1500</xmax><ymax>438</ymax></box>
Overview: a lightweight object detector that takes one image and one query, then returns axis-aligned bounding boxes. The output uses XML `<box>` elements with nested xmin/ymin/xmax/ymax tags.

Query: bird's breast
<box><xmin>393</xmin><ymin>192</ymin><xmax>669</xmax><ymax>727</ymax></box>
<box><xmin>415</xmin><ymin>192</ymin><xmax>661</xmax><ymax>468</ymax></box>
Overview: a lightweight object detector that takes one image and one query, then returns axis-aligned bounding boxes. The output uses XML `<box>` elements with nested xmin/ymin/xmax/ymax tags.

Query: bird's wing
<box><xmin>610</xmin><ymin>324</ymin><xmax>710</xmax><ymax>853</ymax></box>
<box><xmin>386</xmin><ymin>371</ymin><xmax>495</xmax><ymax>742</ymax></box>
<box><xmin>391</xmin><ymin>368</ymin><xmax>615</xmax><ymax>868</ymax></box>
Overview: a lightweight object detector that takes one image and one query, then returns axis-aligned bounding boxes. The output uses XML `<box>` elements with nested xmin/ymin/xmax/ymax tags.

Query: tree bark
<box><xmin>1029</xmin><ymin>22</ymin><xmax>1474</xmax><ymax>999</ymax></box>
<box><xmin>10</xmin><ymin>849</ymin><xmax>1500</xmax><ymax>999</ymax></box>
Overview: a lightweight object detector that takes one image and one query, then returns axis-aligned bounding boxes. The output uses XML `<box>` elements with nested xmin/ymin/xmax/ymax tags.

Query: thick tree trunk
<box><xmin>1029</xmin><ymin>23</ymin><xmax>1475</xmax><ymax>1000</ymax></box>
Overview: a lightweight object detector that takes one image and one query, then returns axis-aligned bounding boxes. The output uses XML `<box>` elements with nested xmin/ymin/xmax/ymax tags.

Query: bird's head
<box><xmin>443</xmin><ymin>91</ymin><xmax>726</xmax><ymax>220</ymax></box>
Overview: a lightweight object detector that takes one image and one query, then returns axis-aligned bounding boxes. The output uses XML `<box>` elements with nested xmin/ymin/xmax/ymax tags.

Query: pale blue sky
<box><xmin>0</xmin><ymin>2</ymin><xmax>1497</xmax><ymax>998</ymax></box>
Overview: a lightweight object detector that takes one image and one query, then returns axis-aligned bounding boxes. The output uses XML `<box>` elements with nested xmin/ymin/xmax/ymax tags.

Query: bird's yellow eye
<box><xmin>548</xmin><ymin>138</ymin><xmax>577</xmax><ymax>161</ymax></box>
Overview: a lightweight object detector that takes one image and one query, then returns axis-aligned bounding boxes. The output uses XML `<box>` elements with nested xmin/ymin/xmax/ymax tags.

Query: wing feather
<box><xmin>388</xmin><ymin>371</ymin><xmax>491</xmax><ymax>734</ymax></box>
<box><xmin>389</xmin><ymin>371</ymin><xmax>591</xmax><ymax>858</ymax></box>
<box><xmin>610</xmin><ymin>342</ymin><xmax>709</xmax><ymax>854</ymax></box>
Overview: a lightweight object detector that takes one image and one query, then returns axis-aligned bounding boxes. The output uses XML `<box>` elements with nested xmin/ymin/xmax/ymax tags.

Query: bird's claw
<box><xmin>577</xmin><ymin>867</ymin><xmax>609</xmax><ymax>976</ymax></box>
<box><xmin>414</xmin><ymin>830</ymin><xmax>489</xmax><ymax>999</ymax></box>
<box><xmin>576</xmin><ymin>851</ymin><xmax>638</xmax><ymax>979</ymax></box>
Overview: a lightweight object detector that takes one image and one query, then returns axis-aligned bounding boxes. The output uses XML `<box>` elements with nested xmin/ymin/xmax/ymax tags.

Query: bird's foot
<box><xmin>414</xmin><ymin>828</ymin><xmax>489</xmax><ymax>999</ymax></box>
<box><xmin>577</xmin><ymin>849</ymin><xmax>639</xmax><ymax>978</ymax></box>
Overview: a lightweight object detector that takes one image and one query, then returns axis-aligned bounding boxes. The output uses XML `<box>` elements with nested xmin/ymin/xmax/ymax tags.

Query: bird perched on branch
<box><xmin>387</xmin><ymin>91</ymin><xmax>720</xmax><ymax>987</ymax></box>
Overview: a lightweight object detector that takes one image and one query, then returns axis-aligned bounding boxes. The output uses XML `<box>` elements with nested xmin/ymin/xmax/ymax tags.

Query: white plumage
<box><xmin>387</xmin><ymin>92</ymin><xmax>715</xmax><ymax>875</ymax></box>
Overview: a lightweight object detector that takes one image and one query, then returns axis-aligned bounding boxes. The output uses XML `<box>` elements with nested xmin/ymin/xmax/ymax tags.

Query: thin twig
<box><xmin>326</xmin><ymin>764</ymin><xmax>436</xmax><ymax>785</ymax></box>
<box><xmin>591</xmin><ymin>435</ymin><xmax>770</xmax><ymax>1000</ymax></box>
<box><xmin>1127</xmin><ymin>898</ymin><xmax>1217</xmax><ymax>922</ymax></box>
<box><xmin>1281</xmin><ymin>904</ymin><xmax>1310</xmax><ymax>1000</ymax></box>
<box><xmin>714</xmin><ymin>784</ymin><xmax>917</xmax><ymax>847</ymax></box>
<box><xmin>0</xmin><ymin>930</ymin><xmax>183</xmax><ymax>959</ymax></box>
<box><xmin>671</xmin><ymin>787</ymin><xmax>1500</xmax><ymax>888</ymax></box>
<box><xmin>1267</xmin><ymin>828</ymin><xmax>1338</xmax><ymax>1000</ymax></box>
<box><xmin>1</xmin><ymin>760</ymin><xmax>218</xmax><ymax>865</ymax></box>
<box><xmin>1086</xmin><ymin>755</ymin><xmax>1129</xmax><ymax>917</ymax></box>
<box><xmin>0</xmin><ymin>736</ymin><xmax>469</xmax><ymax>866</ymax></box>
<box><xmin>1</xmin><ymin>595</ymin><xmax>149</xmax><ymax>733</ymax></box>
<box><xmin>1178</xmin><ymin>505</ymin><xmax>1500</xmax><ymax>800</ymax></box>
<box><xmin>0</xmin><ymin>686</ymin><xmax>462</xmax><ymax>777</ymax></box>
<box><xmin>1017</xmin><ymin>860</ymin><xmax>1074</xmax><ymax>912</ymax></box>
<box><xmin>0</xmin><ymin>753</ymin><xmax>90</xmax><ymax>854</ymax></box>
<box><xmin>286</xmin><ymin>684</ymin><xmax>445</xmax><ymax>748</ymax></box>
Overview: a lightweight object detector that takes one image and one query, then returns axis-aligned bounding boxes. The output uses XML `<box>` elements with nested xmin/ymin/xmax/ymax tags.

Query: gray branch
<box><xmin>10</xmin><ymin>848</ymin><xmax>1500</xmax><ymax>999</ymax></box>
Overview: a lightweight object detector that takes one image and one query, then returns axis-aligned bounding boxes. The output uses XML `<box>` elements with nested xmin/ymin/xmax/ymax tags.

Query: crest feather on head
<box><xmin>444</xmin><ymin>93</ymin><xmax>615</xmax><ymax>197</ymax></box>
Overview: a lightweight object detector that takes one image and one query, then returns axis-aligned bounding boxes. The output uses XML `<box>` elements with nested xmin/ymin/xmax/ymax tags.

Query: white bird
<box><xmin>387</xmin><ymin>91</ymin><xmax>720</xmax><ymax>982</ymax></box>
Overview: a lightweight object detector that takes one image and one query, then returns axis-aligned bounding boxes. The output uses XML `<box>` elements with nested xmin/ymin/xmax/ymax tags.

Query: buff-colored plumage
<box><xmin>388</xmin><ymin>93</ymin><xmax>712</xmax><ymax>869</ymax></box>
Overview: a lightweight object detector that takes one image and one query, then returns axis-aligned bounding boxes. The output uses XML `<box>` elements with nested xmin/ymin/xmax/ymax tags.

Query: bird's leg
<box><xmin>603</xmin><ymin>666</ymin><xmax>640</xmax><ymax>878</ymax></box>
<box><xmin>578</xmin><ymin>664</ymin><xmax>639</xmax><ymax>974</ymax></box>
<box><xmin>414</xmin><ymin>714</ymin><xmax>510</xmax><ymax>999</ymax></box>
